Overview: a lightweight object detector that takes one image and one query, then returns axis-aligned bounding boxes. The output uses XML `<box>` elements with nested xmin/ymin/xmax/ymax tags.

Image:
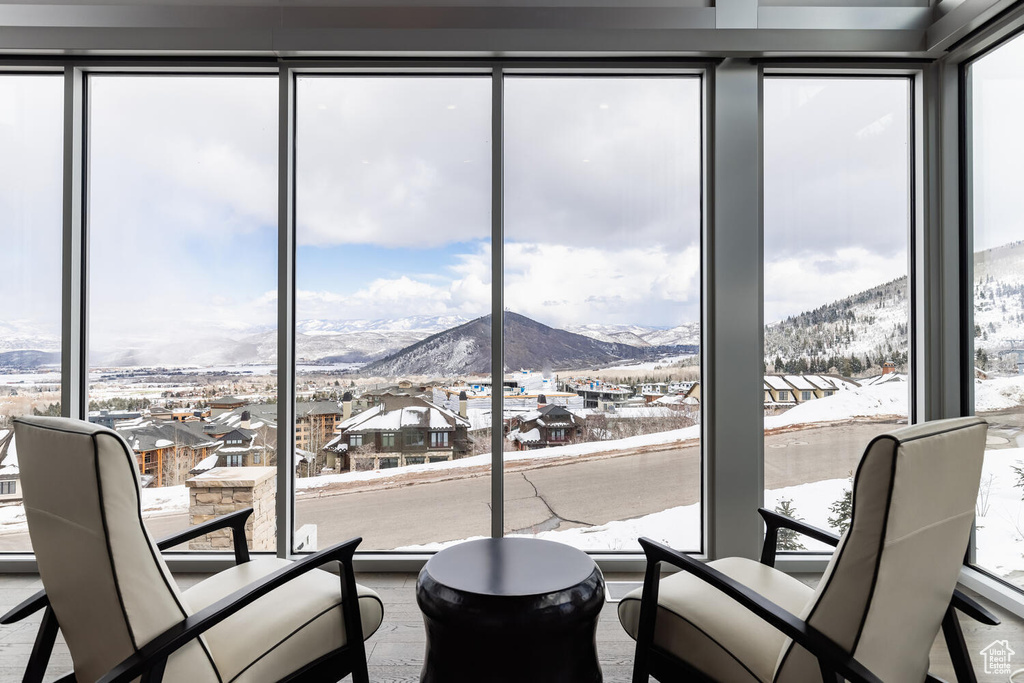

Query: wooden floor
<box><xmin>1</xmin><ymin>571</ymin><xmax>1022</xmax><ymax>682</ymax></box>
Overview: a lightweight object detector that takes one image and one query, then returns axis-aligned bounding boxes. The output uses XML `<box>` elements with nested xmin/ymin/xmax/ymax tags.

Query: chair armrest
<box><xmin>758</xmin><ymin>507</ymin><xmax>841</xmax><ymax>567</ymax></box>
<box><xmin>950</xmin><ymin>588</ymin><xmax>999</xmax><ymax>626</ymax></box>
<box><xmin>156</xmin><ymin>508</ymin><xmax>253</xmax><ymax>563</ymax></box>
<box><xmin>0</xmin><ymin>588</ymin><xmax>48</xmax><ymax>624</ymax></box>
<box><xmin>3</xmin><ymin>511</ymin><xmax>257</xmax><ymax>625</ymax></box>
<box><xmin>637</xmin><ymin>537</ymin><xmax>882</xmax><ymax>683</ymax></box>
<box><xmin>97</xmin><ymin>536</ymin><xmax>363</xmax><ymax>683</ymax></box>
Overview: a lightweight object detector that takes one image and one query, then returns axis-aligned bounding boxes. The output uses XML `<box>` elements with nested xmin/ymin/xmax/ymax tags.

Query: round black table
<box><xmin>416</xmin><ymin>537</ymin><xmax>606</xmax><ymax>683</ymax></box>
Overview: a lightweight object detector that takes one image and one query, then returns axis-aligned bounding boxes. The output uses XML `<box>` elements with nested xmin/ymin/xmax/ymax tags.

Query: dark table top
<box><xmin>422</xmin><ymin>537</ymin><xmax>598</xmax><ymax>598</ymax></box>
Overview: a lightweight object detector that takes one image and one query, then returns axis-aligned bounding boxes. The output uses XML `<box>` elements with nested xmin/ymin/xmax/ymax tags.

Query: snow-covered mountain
<box><xmin>361</xmin><ymin>312</ymin><xmax>691</xmax><ymax>377</ymax></box>
<box><xmin>566</xmin><ymin>322</ymin><xmax>701</xmax><ymax>348</ymax></box>
<box><xmin>0</xmin><ymin>320</ymin><xmax>59</xmax><ymax>354</ymax></box>
<box><xmin>763</xmin><ymin>239</ymin><xmax>1024</xmax><ymax>377</ymax></box>
<box><xmin>973</xmin><ymin>240</ymin><xmax>1024</xmax><ymax>374</ymax></box>
<box><xmin>764</xmin><ymin>277</ymin><xmax>909</xmax><ymax>375</ymax></box>
<box><xmin>296</xmin><ymin>315</ymin><xmax>468</xmax><ymax>337</ymax></box>
<box><xmin>83</xmin><ymin>315</ymin><xmax>466</xmax><ymax>367</ymax></box>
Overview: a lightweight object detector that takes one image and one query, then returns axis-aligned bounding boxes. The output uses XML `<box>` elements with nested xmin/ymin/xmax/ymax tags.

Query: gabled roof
<box><xmin>298</xmin><ymin>400</ymin><xmax>343</xmax><ymax>416</ymax></box>
<box><xmin>116</xmin><ymin>421</ymin><xmax>220</xmax><ymax>452</ymax></box>
<box><xmin>340</xmin><ymin>395</ymin><xmax>469</xmax><ymax>434</ymax></box>
<box><xmin>803</xmin><ymin>375</ymin><xmax>838</xmax><ymax>391</ymax></box>
<box><xmin>764</xmin><ymin>375</ymin><xmax>792</xmax><ymax>391</ymax></box>
<box><xmin>783</xmin><ymin>375</ymin><xmax>816</xmax><ymax>391</ymax></box>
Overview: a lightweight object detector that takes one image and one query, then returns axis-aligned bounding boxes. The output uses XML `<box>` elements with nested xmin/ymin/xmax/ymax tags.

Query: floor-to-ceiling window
<box><xmin>293</xmin><ymin>75</ymin><xmax>492</xmax><ymax>551</ymax></box>
<box><xmin>0</xmin><ymin>74</ymin><xmax>63</xmax><ymax>551</ymax></box>
<box><xmin>502</xmin><ymin>76</ymin><xmax>702</xmax><ymax>551</ymax></box>
<box><xmin>966</xmin><ymin>32</ymin><xmax>1024</xmax><ymax>588</ymax></box>
<box><xmin>762</xmin><ymin>76</ymin><xmax>912</xmax><ymax>551</ymax></box>
<box><xmin>86</xmin><ymin>74</ymin><xmax>278</xmax><ymax>545</ymax></box>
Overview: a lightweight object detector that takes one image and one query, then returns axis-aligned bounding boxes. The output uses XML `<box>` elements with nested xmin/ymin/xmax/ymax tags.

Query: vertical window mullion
<box><xmin>278</xmin><ymin>64</ymin><xmax>297</xmax><ymax>559</ymax></box>
<box><xmin>491</xmin><ymin>66</ymin><xmax>504</xmax><ymax>539</ymax></box>
<box><xmin>708</xmin><ymin>59</ymin><xmax>764</xmax><ymax>560</ymax></box>
<box><xmin>62</xmin><ymin>66</ymin><xmax>86</xmax><ymax>420</ymax></box>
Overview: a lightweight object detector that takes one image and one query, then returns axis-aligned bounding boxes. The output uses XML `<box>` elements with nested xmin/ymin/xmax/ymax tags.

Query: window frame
<box><xmin>955</xmin><ymin>21</ymin><xmax>1024</xmax><ymax>603</ymax></box>
<box><xmin>759</xmin><ymin>70</ymin><xmax>919</xmax><ymax>564</ymax></box>
<box><xmin>0</xmin><ymin>58</ymin><xmax>939</xmax><ymax>588</ymax></box>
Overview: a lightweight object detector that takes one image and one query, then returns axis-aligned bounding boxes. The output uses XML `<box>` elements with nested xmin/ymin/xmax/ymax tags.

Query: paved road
<box><xmin>0</xmin><ymin>420</ymin><xmax>901</xmax><ymax>552</ymax></box>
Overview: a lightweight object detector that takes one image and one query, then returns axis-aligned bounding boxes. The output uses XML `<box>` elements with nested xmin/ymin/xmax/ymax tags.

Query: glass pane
<box><xmin>294</xmin><ymin>76</ymin><xmax>491</xmax><ymax>551</ymax></box>
<box><xmin>87</xmin><ymin>76</ymin><xmax>278</xmax><ymax>549</ymax></box>
<box><xmin>969</xmin><ymin>33</ymin><xmax>1024</xmax><ymax>588</ymax></box>
<box><xmin>502</xmin><ymin>76</ymin><xmax>703</xmax><ymax>551</ymax></box>
<box><xmin>0</xmin><ymin>75</ymin><xmax>63</xmax><ymax>552</ymax></box>
<box><xmin>763</xmin><ymin>78</ymin><xmax>911</xmax><ymax>551</ymax></box>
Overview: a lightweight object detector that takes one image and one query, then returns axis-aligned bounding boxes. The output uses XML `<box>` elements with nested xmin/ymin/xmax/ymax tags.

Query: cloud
<box><xmin>503</xmin><ymin>77</ymin><xmax>702</xmax><ymax>248</ymax></box>
<box><xmin>295</xmin><ymin>77</ymin><xmax>491</xmax><ymax>249</ymax></box>
<box><xmin>297</xmin><ymin>243</ymin><xmax>492</xmax><ymax>321</ymax></box>
<box><xmin>88</xmin><ymin>76</ymin><xmax>278</xmax><ymax>240</ymax></box>
<box><xmin>0</xmin><ymin>75</ymin><xmax>64</xmax><ymax>331</ymax></box>
<box><xmin>503</xmin><ymin>241</ymin><xmax>700</xmax><ymax>327</ymax></box>
<box><xmin>763</xmin><ymin>77</ymin><xmax>910</xmax><ymax>259</ymax></box>
<box><xmin>765</xmin><ymin>246</ymin><xmax>906</xmax><ymax>323</ymax></box>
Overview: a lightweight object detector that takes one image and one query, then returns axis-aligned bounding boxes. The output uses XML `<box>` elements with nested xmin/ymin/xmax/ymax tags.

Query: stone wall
<box><xmin>186</xmin><ymin>467</ymin><xmax>276</xmax><ymax>551</ymax></box>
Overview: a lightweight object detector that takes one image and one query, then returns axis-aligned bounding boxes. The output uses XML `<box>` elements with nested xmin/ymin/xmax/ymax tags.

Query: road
<box><xmin>0</xmin><ymin>420</ymin><xmax>899</xmax><ymax>552</ymax></box>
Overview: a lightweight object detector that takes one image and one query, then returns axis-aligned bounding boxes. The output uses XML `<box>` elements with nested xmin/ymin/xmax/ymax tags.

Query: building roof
<box><xmin>116</xmin><ymin>420</ymin><xmax>220</xmax><ymax>453</ymax></box>
<box><xmin>783</xmin><ymin>375</ymin><xmax>816</xmax><ymax>391</ymax></box>
<box><xmin>340</xmin><ymin>395</ymin><xmax>469</xmax><ymax>434</ymax></box>
<box><xmin>298</xmin><ymin>400</ymin><xmax>343</xmax><ymax>417</ymax></box>
<box><xmin>764</xmin><ymin>375</ymin><xmax>792</xmax><ymax>391</ymax></box>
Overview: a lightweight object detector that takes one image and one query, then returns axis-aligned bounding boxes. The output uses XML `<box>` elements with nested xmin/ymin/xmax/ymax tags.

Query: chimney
<box><xmin>882</xmin><ymin>361</ymin><xmax>896</xmax><ymax>376</ymax></box>
<box><xmin>343</xmin><ymin>391</ymin><xmax>353</xmax><ymax>419</ymax></box>
<box><xmin>537</xmin><ymin>394</ymin><xmax>547</xmax><ymax>406</ymax></box>
<box><xmin>240</xmin><ymin>410</ymin><xmax>251</xmax><ymax>429</ymax></box>
<box><xmin>459</xmin><ymin>390</ymin><xmax>468</xmax><ymax>419</ymax></box>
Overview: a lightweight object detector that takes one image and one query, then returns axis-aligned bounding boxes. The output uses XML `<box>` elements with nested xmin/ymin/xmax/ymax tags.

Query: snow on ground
<box><xmin>975</xmin><ymin>447</ymin><xmax>1024</xmax><ymax>580</ymax></box>
<box><xmin>0</xmin><ymin>484</ymin><xmax>188</xmax><ymax>534</ymax></box>
<box><xmin>765</xmin><ymin>381</ymin><xmax>907</xmax><ymax>430</ymax></box>
<box><xmin>400</xmin><ymin>478</ymin><xmax>852</xmax><ymax>553</ymax></box>
<box><xmin>975</xmin><ymin>374</ymin><xmax>1024</xmax><ymax>413</ymax></box>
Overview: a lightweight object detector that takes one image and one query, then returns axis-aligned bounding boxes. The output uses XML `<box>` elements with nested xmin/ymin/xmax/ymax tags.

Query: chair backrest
<box><xmin>14</xmin><ymin>416</ymin><xmax>218</xmax><ymax>683</ymax></box>
<box><xmin>774</xmin><ymin>416</ymin><xmax>988</xmax><ymax>683</ymax></box>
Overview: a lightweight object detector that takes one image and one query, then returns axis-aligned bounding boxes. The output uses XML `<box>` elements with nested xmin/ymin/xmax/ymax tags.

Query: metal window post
<box><xmin>277</xmin><ymin>65</ymin><xmax>297</xmax><ymax>558</ymax></box>
<box><xmin>491</xmin><ymin>67</ymin><xmax>505</xmax><ymax>539</ymax></box>
<box><xmin>61</xmin><ymin>66</ymin><xmax>87</xmax><ymax>420</ymax></box>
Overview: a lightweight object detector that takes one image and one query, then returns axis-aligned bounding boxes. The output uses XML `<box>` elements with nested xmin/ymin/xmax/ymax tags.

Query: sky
<box><xmin>2</xmin><ymin>53</ymin><xmax>1022</xmax><ymax>354</ymax></box>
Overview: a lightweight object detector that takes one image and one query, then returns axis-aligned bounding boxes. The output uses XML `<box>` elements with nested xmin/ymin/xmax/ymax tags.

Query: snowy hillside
<box><xmin>81</xmin><ymin>315</ymin><xmax>464</xmax><ymax>367</ymax></box>
<box><xmin>296</xmin><ymin>315</ymin><xmax>468</xmax><ymax>337</ymax></box>
<box><xmin>566</xmin><ymin>322</ymin><xmax>700</xmax><ymax>348</ymax></box>
<box><xmin>973</xmin><ymin>240</ymin><xmax>1024</xmax><ymax>374</ymax></box>
<box><xmin>765</xmin><ymin>277</ymin><xmax>909</xmax><ymax>375</ymax></box>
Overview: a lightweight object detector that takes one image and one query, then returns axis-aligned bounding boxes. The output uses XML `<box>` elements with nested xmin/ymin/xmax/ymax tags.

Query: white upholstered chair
<box><xmin>0</xmin><ymin>416</ymin><xmax>383</xmax><ymax>683</ymax></box>
<box><xmin>619</xmin><ymin>416</ymin><xmax>999</xmax><ymax>683</ymax></box>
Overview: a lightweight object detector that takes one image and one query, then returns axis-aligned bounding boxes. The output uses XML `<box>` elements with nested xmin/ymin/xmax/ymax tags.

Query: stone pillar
<box><xmin>186</xmin><ymin>467</ymin><xmax>276</xmax><ymax>551</ymax></box>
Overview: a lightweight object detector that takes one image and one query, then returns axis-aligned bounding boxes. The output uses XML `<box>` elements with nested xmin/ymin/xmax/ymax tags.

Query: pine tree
<box><xmin>774</xmin><ymin>499</ymin><xmax>806</xmax><ymax>551</ymax></box>
<box><xmin>828</xmin><ymin>477</ymin><xmax>854</xmax><ymax>534</ymax></box>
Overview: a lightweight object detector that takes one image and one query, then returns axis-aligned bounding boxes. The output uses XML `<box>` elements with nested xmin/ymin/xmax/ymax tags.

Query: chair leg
<box><xmin>632</xmin><ymin>559</ymin><xmax>663</xmax><ymax>683</ymax></box>
<box><xmin>350</xmin><ymin>657</ymin><xmax>370</xmax><ymax>683</ymax></box>
<box><xmin>140</xmin><ymin>656</ymin><xmax>166</xmax><ymax>683</ymax></box>
<box><xmin>941</xmin><ymin>605</ymin><xmax>978</xmax><ymax>683</ymax></box>
<box><xmin>22</xmin><ymin>605</ymin><xmax>59</xmax><ymax>683</ymax></box>
<box><xmin>817</xmin><ymin>657</ymin><xmax>843</xmax><ymax>683</ymax></box>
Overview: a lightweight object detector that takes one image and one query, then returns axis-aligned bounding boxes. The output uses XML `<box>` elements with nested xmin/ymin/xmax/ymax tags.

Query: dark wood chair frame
<box><xmin>0</xmin><ymin>507</ymin><xmax>371</xmax><ymax>683</ymax></box>
<box><xmin>632</xmin><ymin>508</ymin><xmax>1000</xmax><ymax>683</ymax></box>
